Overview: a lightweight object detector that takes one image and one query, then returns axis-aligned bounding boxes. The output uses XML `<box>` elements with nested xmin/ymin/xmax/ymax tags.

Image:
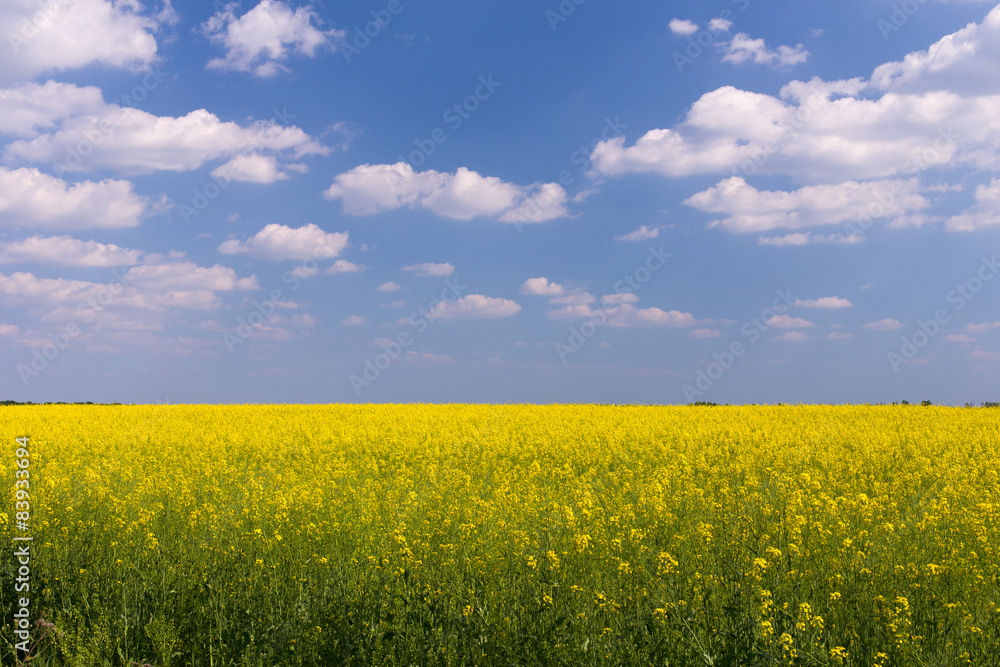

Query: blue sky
<box><xmin>1</xmin><ymin>0</ymin><xmax>1000</xmax><ymax>405</ymax></box>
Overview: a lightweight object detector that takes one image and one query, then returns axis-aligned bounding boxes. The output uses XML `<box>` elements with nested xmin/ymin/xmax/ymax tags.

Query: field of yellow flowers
<box><xmin>1</xmin><ymin>404</ymin><xmax>999</xmax><ymax>666</ymax></box>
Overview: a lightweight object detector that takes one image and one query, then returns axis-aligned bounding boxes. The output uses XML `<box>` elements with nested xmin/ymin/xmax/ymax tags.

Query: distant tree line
<box><xmin>0</xmin><ymin>401</ymin><xmax>124</xmax><ymax>406</ymax></box>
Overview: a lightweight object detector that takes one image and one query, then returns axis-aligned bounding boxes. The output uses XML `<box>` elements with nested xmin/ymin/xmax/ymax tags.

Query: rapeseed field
<box><xmin>1</xmin><ymin>404</ymin><xmax>998</xmax><ymax>666</ymax></box>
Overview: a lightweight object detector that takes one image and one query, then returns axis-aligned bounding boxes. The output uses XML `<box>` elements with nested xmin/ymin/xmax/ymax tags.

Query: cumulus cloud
<box><xmin>2</xmin><ymin>82</ymin><xmax>328</xmax><ymax>174</ymax></box>
<box><xmin>601</xmin><ymin>293</ymin><xmax>640</xmax><ymax>305</ymax></box>
<box><xmin>520</xmin><ymin>277</ymin><xmax>565</xmax><ymax>296</ymax></box>
<box><xmin>684</xmin><ymin>177</ymin><xmax>928</xmax><ymax>233</ymax></box>
<box><xmin>794</xmin><ymin>296</ymin><xmax>853</xmax><ymax>308</ymax></box>
<box><xmin>325</xmin><ymin>260</ymin><xmax>363</xmax><ymax>274</ymax></box>
<box><xmin>123</xmin><ymin>262</ymin><xmax>259</xmax><ymax>291</ymax></box>
<box><xmin>757</xmin><ymin>232</ymin><xmax>864</xmax><ymax>246</ymax></box>
<box><xmin>591</xmin><ymin>7</ymin><xmax>1000</xmax><ymax>193</ymax></box>
<box><xmin>0</xmin><ymin>271</ymin><xmax>220</xmax><ymax>311</ymax></box>
<box><xmin>668</xmin><ymin>18</ymin><xmax>698</xmax><ymax>36</ymax></box>
<box><xmin>967</xmin><ymin>321</ymin><xmax>1000</xmax><ymax>333</ymax></box>
<box><xmin>201</xmin><ymin>0</ymin><xmax>342</xmax><ymax>77</ymax></box>
<box><xmin>0</xmin><ymin>81</ymin><xmax>105</xmax><ymax>138</ymax></box>
<box><xmin>864</xmin><ymin>318</ymin><xmax>905</xmax><ymax>331</ymax></box>
<box><xmin>0</xmin><ymin>167</ymin><xmax>150</xmax><ymax>230</ymax></box>
<box><xmin>721</xmin><ymin>34</ymin><xmax>809</xmax><ymax>68</ymax></box>
<box><xmin>546</xmin><ymin>302</ymin><xmax>701</xmax><ymax>328</ymax></box>
<box><xmin>212</xmin><ymin>153</ymin><xmax>290</xmax><ymax>183</ymax></box>
<box><xmin>771</xmin><ymin>331</ymin><xmax>810</xmax><ymax>342</ymax></box>
<box><xmin>614</xmin><ymin>225</ymin><xmax>659</xmax><ymax>241</ymax></box>
<box><xmin>0</xmin><ymin>0</ymin><xmax>161</xmax><ymax>84</ymax></box>
<box><xmin>765</xmin><ymin>314</ymin><xmax>817</xmax><ymax>328</ymax></box>
<box><xmin>341</xmin><ymin>315</ymin><xmax>367</xmax><ymax>326</ymax></box>
<box><xmin>378</xmin><ymin>281</ymin><xmax>401</xmax><ymax>292</ymax></box>
<box><xmin>947</xmin><ymin>178</ymin><xmax>1000</xmax><ymax>230</ymax></box>
<box><xmin>218</xmin><ymin>223</ymin><xmax>349</xmax><ymax>260</ymax></box>
<box><xmin>323</xmin><ymin>162</ymin><xmax>569</xmax><ymax>222</ymax></box>
<box><xmin>427</xmin><ymin>295</ymin><xmax>521</xmax><ymax>320</ymax></box>
<box><xmin>403</xmin><ymin>262</ymin><xmax>454</xmax><ymax>277</ymax></box>
<box><xmin>0</xmin><ymin>235</ymin><xmax>144</xmax><ymax>266</ymax></box>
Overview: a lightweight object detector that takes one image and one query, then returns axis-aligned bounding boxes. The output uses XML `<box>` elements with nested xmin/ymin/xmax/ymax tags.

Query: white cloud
<box><xmin>427</xmin><ymin>295</ymin><xmax>521</xmax><ymax>320</ymax></box>
<box><xmin>323</xmin><ymin>162</ymin><xmax>569</xmax><ymax>222</ymax></box>
<box><xmin>378</xmin><ymin>281</ymin><xmax>401</xmax><ymax>292</ymax></box>
<box><xmin>601</xmin><ymin>293</ymin><xmax>640</xmax><ymax>305</ymax></box>
<box><xmin>609</xmin><ymin>305</ymin><xmax>700</xmax><ymax>327</ymax></box>
<box><xmin>591</xmin><ymin>8</ymin><xmax>1000</xmax><ymax>189</ymax></box>
<box><xmin>212</xmin><ymin>153</ymin><xmax>289</xmax><ymax>183</ymax></box>
<box><xmin>123</xmin><ymin>262</ymin><xmax>259</xmax><ymax>291</ymax></box>
<box><xmin>0</xmin><ymin>271</ymin><xmax>219</xmax><ymax>311</ymax></box>
<box><xmin>3</xmin><ymin>84</ymin><xmax>328</xmax><ymax>174</ymax></box>
<box><xmin>0</xmin><ymin>323</ymin><xmax>19</xmax><ymax>336</ymax></box>
<box><xmin>688</xmin><ymin>328</ymin><xmax>722</xmax><ymax>338</ymax></box>
<box><xmin>520</xmin><ymin>277</ymin><xmax>564</xmax><ymax>296</ymax></box>
<box><xmin>967</xmin><ymin>321</ymin><xmax>1000</xmax><ymax>333</ymax></box>
<box><xmin>684</xmin><ymin>177</ymin><xmax>928</xmax><ymax>233</ymax></box>
<box><xmin>668</xmin><ymin>18</ymin><xmax>698</xmax><ymax>36</ymax></box>
<box><xmin>708</xmin><ymin>17</ymin><xmax>733</xmax><ymax>32</ymax></box>
<box><xmin>545</xmin><ymin>302</ymin><xmax>700</xmax><ymax>328</ymax></box>
<box><xmin>970</xmin><ymin>348</ymin><xmax>1000</xmax><ymax>361</ymax></box>
<box><xmin>403</xmin><ymin>262</ymin><xmax>454</xmax><ymax>278</ymax></box>
<box><xmin>326</xmin><ymin>260</ymin><xmax>363</xmax><ymax>274</ymax></box>
<box><xmin>0</xmin><ymin>167</ymin><xmax>150</xmax><ymax>230</ymax></box>
<box><xmin>794</xmin><ymin>296</ymin><xmax>852</xmax><ymax>308</ymax></box>
<box><xmin>498</xmin><ymin>183</ymin><xmax>569</xmax><ymax>224</ymax></box>
<box><xmin>765</xmin><ymin>314</ymin><xmax>817</xmax><ymax>328</ymax></box>
<box><xmin>947</xmin><ymin>178</ymin><xmax>1000</xmax><ymax>230</ymax></box>
<box><xmin>201</xmin><ymin>0</ymin><xmax>342</xmax><ymax>77</ymax></box>
<box><xmin>341</xmin><ymin>315</ymin><xmax>367</xmax><ymax>326</ymax></box>
<box><xmin>771</xmin><ymin>331</ymin><xmax>810</xmax><ymax>342</ymax></box>
<box><xmin>945</xmin><ymin>333</ymin><xmax>976</xmax><ymax>342</ymax></box>
<box><xmin>0</xmin><ymin>234</ymin><xmax>143</xmax><ymax>266</ymax></box>
<box><xmin>0</xmin><ymin>0</ymin><xmax>161</xmax><ymax>84</ymax></box>
<box><xmin>721</xmin><ymin>34</ymin><xmax>809</xmax><ymax>68</ymax></box>
<box><xmin>870</xmin><ymin>5</ymin><xmax>1000</xmax><ymax>95</ymax></box>
<box><xmin>218</xmin><ymin>223</ymin><xmax>349</xmax><ymax>260</ymax></box>
<box><xmin>864</xmin><ymin>318</ymin><xmax>904</xmax><ymax>331</ymax></box>
<box><xmin>757</xmin><ymin>232</ymin><xmax>864</xmax><ymax>246</ymax></box>
<box><xmin>0</xmin><ymin>81</ymin><xmax>105</xmax><ymax>138</ymax></box>
<box><xmin>827</xmin><ymin>332</ymin><xmax>855</xmax><ymax>340</ymax></box>
<box><xmin>614</xmin><ymin>225</ymin><xmax>659</xmax><ymax>241</ymax></box>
